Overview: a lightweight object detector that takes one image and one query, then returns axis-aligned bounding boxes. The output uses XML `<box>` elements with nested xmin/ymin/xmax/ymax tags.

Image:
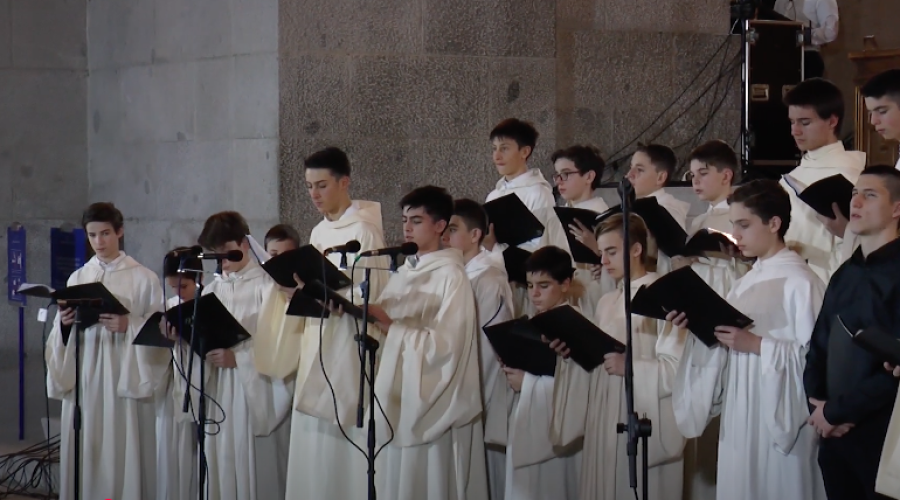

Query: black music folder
<box><xmin>682</xmin><ymin>228</ymin><xmax>739</xmax><ymax>259</ymax></box>
<box><xmin>286</xmin><ymin>293</ymin><xmax>331</xmax><ymax>319</ymax></box>
<box><xmin>597</xmin><ymin>197</ymin><xmax>688</xmax><ymax>257</ymax></box>
<box><xmin>502</xmin><ymin>246</ymin><xmax>532</xmax><ymax>285</ymax></box>
<box><xmin>262</xmin><ymin>245</ymin><xmax>353</xmax><ymax>291</ymax></box>
<box><xmin>20</xmin><ymin>282</ymin><xmax>132</xmax><ymax>344</ymax></box>
<box><xmin>483</xmin><ymin>194</ymin><xmax>545</xmax><ymax>247</ymax></box>
<box><xmin>532</xmin><ymin>304</ymin><xmax>626</xmax><ymax>372</ymax></box>
<box><xmin>483</xmin><ymin>317</ymin><xmax>558</xmax><ymax>376</ymax></box>
<box><xmin>837</xmin><ymin>316</ymin><xmax>900</xmax><ymax>366</ymax></box>
<box><xmin>132</xmin><ymin>311</ymin><xmax>175</xmax><ymax>349</ymax></box>
<box><xmin>299</xmin><ymin>279</ymin><xmax>372</xmax><ymax>323</ymax></box>
<box><xmin>783</xmin><ymin>173</ymin><xmax>854</xmax><ymax>220</ymax></box>
<box><xmin>163</xmin><ymin>294</ymin><xmax>251</xmax><ymax>358</ymax></box>
<box><xmin>631</xmin><ymin>267</ymin><xmax>752</xmax><ymax>347</ymax></box>
<box><xmin>554</xmin><ymin>206</ymin><xmax>603</xmax><ymax>265</ymax></box>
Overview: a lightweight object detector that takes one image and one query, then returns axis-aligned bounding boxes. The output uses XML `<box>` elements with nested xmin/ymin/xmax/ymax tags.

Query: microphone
<box><xmin>618</xmin><ymin>178</ymin><xmax>635</xmax><ymax>205</ymax></box>
<box><xmin>168</xmin><ymin>245</ymin><xmax>202</xmax><ymax>257</ymax></box>
<box><xmin>357</xmin><ymin>242</ymin><xmax>418</xmax><ymax>258</ymax></box>
<box><xmin>198</xmin><ymin>250</ymin><xmax>244</xmax><ymax>262</ymax></box>
<box><xmin>324</xmin><ymin>240</ymin><xmax>362</xmax><ymax>256</ymax></box>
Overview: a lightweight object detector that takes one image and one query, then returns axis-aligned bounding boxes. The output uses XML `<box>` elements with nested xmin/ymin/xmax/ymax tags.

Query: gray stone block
<box><xmin>280</xmin><ymin>0</ymin><xmax>421</xmax><ymax>58</ymax></box>
<box><xmin>411</xmin><ymin>138</ymin><xmax>496</xmax><ymax>202</ymax></box>
<box><xmin>89</xmin><ymin>141</ymin><xmax>159</xmax><ymax>219</ymax></box>
<box><xmin>0</xmin><ymin>0</ymin><xmax>10</xmax><ymax>68</ymax></box>
<box><xmin>668</xmin><ymin>0</ymin><xmax>730</xmax><ymax>35</ymax></box>
<box><xmin>11</xmin><ymin>0</ymin><xmax>86</xmax><ymax>69</ymax></box>
<box><xmin>86</xmin><ymin>0</ymin><xmax>155</xmax><ymax>70</ymax></box>
<box><xmin>12</xmin><ymin>141</ymin><xmax>87</xmax><ymax>219</ymax></box>
<box><xmin>195</xmin><ymin>58</ymin><xmax>235</xmax><ymax>141</ymax></box>
<box><xmin>280</xmin><ymin>55</ymin><xmax>349</xmax><ymax>141</ymax></box>
<box><xmin>349</xmin><ymin>56</ymin><xmax>489</xmax><ymax>139</ymax></box>
<box><xmin>119</xmin><ymin>63</ymin><xmax>196</xmax><ymax>143</ymax></box>
<box><xmin>233</xmin><ymin>53</ymin><xmax>279</xmax><ymax>139</ymax></box>
<box><xmin>595</xmin><ymin>0</ymin><xmax>674</xmax><ymax>32</ymax></box>
<box><xmin>232</xmin><ymin>138</ymin><xmax>279</xmax><ymax>221</ymax></box>
<box><xmin>488</xmin><ymin>58</ymin><xmax>557</xmax><ymax>139</ymax></box>
<box><xmin>231</xmin><ymin>0</ymin><xmax>277</xmax><ymax>55</ymax></box>
<box><xmin>423</xmin><ymin>0</ymin><xmax>555</xmax><ymax>58</ymax></box>
<box><xmin>88</xmin><ymin>68</ymin><xmax>124</xmax><ymax>146</ymax></box>
<box><xmin>154</xmin><ymin>0</ymin><xmax>232</xmax><ymax>62</ymax></box>
<box><xmin>154</xmin><ymin>140</ymin><xmax>233</xmax><ymax>220</ymax></box>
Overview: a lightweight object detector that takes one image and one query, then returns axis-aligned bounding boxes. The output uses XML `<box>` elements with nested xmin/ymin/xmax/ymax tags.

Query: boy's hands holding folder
<box><xmin>543</xmin><ymin>334</ymin><xmax>571</xmax><ymax>359</ymax></box>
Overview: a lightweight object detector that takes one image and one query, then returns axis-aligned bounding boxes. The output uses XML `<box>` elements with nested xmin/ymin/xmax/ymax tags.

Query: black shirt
<box><xmin>803</xmin><ymin>237</ymin><xmax>900</xmax><ymax>425</ymax></box>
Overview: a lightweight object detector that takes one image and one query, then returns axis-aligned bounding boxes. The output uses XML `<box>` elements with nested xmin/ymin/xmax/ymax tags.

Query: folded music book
<box><xmin>17</xmin><ymin>282</ymin><xmax>131</xmax><ymax>344</ymax></box>
<box><xmin>782</xmin><ymin>173</ymin><xmax>853</xmax><ymax>220</ymax></box>
<box><xmin>132</xmin><ymin>311</ymin><xmax>175</xmax><ymax>349</ymax></box>
<box><xmin>286</xmin><ymin>293</ymin><xmax>331</xmax><ymax>319</ymax></box>
<box><xmin>161</xmin><ymin>294</ymin><xmax>251</xmax><ymax>358</ymax></box>
<box><xmin>502</xmin><ymin>246</ymin><xmax>532</xmax><ymax>285</ymax></box>
<box><xmin>299</xmin><ymin>279</ymin><xmax>372</xmax><ymax>323</ymax></box>
<box><xmin>483</xmin><ymin>194</ymin><xmax>545</xmax><ymax>247</ymax></box>
<box><xmin>483</xmin><ymin>317</ymin><xmax>558</xmax><ymax>376</ymax></box>
<box><xmin>262</xmin><ymin>245</ymin><xmax>353</xmax><ymax>291</ymax></box>
<box><xmin>682</xmin><ymin>228</ymin><xmax>739</xmax><ymax>259</ymax></box>
<box><xmin>837</xmin><ymin>315</ymin><xmax>900</xmax><ymax>366</ymax></box>
<box><xmin>597</xmin><ymin>197</ymin><xmax>688</xmax><ymax>257</ymax></box>
<box><xmin>554</xmin><ymin>206</ymin><xmax>603</xmax><ymax>265</ymax></box>
<box><xmin>631</xmin><ymin>267</ymin><xmax>753</xmax><ymax>347</ymax></box>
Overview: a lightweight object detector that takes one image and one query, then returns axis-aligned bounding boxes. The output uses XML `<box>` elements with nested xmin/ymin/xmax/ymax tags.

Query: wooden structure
<box><xmin>849</xmin><ymin>36</ymin><xmax>900</xmax><ymax>166</ymax></box>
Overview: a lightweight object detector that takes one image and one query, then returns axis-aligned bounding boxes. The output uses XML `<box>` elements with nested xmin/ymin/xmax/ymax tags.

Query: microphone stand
<box><xmin>72</xmin><ymin>305</ymin><xmax>83</xmax><ymax>500</ymax></box>
<box><xmin>615</xmin><ymin>179</ymin><xmax>652</xmax><ymax>500</ymax></box>
<box><xmin>356</xmin><ymin>264</ymin><xmax>380</xmax><ymax>500</ymax></box>
<box><xmin>180</xmin><ymin>261</ymin><xmax>209</xmax><ymax>500</ymax></box>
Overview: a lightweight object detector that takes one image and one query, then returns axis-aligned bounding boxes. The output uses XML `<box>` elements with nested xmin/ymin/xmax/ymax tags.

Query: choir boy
<box><xmin>255</xmin><ymin>146</ymin><xmax>390</xmax><ymax>500</ymax></box>
<box><xmin>804</xmin><ymin>166</ymin><xmax>900</xmax><ymax>500</ymax></box>
<box><xmin>671</xmin><ymin>180</ymin><xmax>827</xmax><ymax>500</ymax></box>
<box><xmin>549</xmin><ymin>213</ymin><xmax>687</xmax><ymax>500</ymax></box>
<box><xmin>493</xmin><ymin>246</ymin><xmax>582</xmax><ymax>500</ymax></box>
<box><xmin>176</xmin><ymin>211</ymin><xmax>292</xmax><ymax>500</ymax></box>
<box><xmin>624</xmin><ymin>143</ymin><xmax>690</xmax><ymax>228</ymax></box>
<box><xmin>443</xmin><ymin>198</ymin><xmax>514</xmax><ymax>500</ymax></box>
<box><xmin>366</xmin><ymin>185</ymin><xmax>488</xmax><ymax>500</ymax></box>
<box><xmin>46</xmin><ymin>202</ymin><xmax>167</xmax><ymax>500</ymax></box>
<box><xmin>263</xmin><ymin>223</ymin><xmax>300</xmax><ymax>257</ymax></box>
<box><xmin>862</xmin><ymin>69</ymin><xmax>900</xmax><ymax>170</ymax></box>
<box><xmin>781</xmin><ymin>78</ymin><xmax>866</xmax><ymax>280</ymax></box>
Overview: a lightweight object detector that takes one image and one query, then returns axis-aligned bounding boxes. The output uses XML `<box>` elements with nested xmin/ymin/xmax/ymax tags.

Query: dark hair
<box><xmin>304</xmin><ymin>147</ymin><xmax>351</xmax><ymax>178</ymax></box>
<box><xmin>452</xmin><ymin>199</ymin><xmax>489</xmax><ymax>243</ymax></box>
<box><xmin>861</xmin><ymin>69</ymin><xmax>900</xmax><ymax>106</ymax></box>
<box><xmin>551</xmin><ymin>145</ymin><xmax>606</xmax><ymax>189</ymax></box>
<box><xmin>400</xmin><ymin>185</ymin><xmax>454</xmax><ymax>225</ymax></box>
<box><xmin>198</xmin><ymin>211</ymin><xmax>250</xmax><ymax>250</ymax></box>
<box><xmin>635</xmin><ymin>143</ymin><xmax>677</xmax><ymax>183</ymax></box>
<box><xmin>490</xmin><ymin>118</ymin><xmax>539</xmax><ymax>159</ymax></box>
<box><xmin>783</xmin><ymin>78</ymin><xmax>845</xmax><ymax>133</ymax></box>
<box><xmin>525</xmin><ymin>246</ymin><xmax>575</xmax><ymax>283</ymax></box>
<box><xmin>860</xmin><ymin>164</ymin><xmax>900</xmax><ymax>203</ymax></box>
<box><xmin>688</xmin><ymin>140</ymin><xmax>739</xmax><ymax>183</ymax></box>
<box><xmin>728</xmin><ymin>179</ymin><xmax>792</xmax><ymax>239</ymax></box>
<box><xmin>81</xmin><ymin>202</ymin><xmax>124</xmax><ymax>231</ymax></box>
<box><xmin>597</xmin><ymin>213</ymin><xmax>650</xmax><ymax>266</ymax></box>
<box><xmin>164</xmin><ymin>247</ymin><xmax>202</xmax><ymax>280</ymax></box>
<box><xmin>264</xmin><ymin>224</ymin><xmax>301</xmax><ymax>249</ymax></box>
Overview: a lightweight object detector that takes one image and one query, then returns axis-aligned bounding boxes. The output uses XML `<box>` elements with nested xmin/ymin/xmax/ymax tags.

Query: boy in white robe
<box><xmin>493</xmin><ymin>246</ymin><xmax>582</xmax><ymax>500</ymax></box>
<box><xmin>670</xmin><ymin>179</ymin><xmax>828</xmax><ymax>500</ymax></box>
<box><xmin>443</xmin><ymin>198</ymin><xmax>515</xmax><ymax>500</ymax></box>
<box><xmin>175</xmin><ymin>211</ymin><xmax>292</xmax><ymax>500</ymax></box>
<box><xmin>363</xmin><ymin>185</ymin><xmax>488</xmax><ymax>500</ymax></box>
<box><xmin>263</xmin><ymin>224</ymin><xmax>300</xmax><ymax>257</ymax></box>
<box><xmin>549</xmin><ymin>213</ymin><xmax>687</xmax><ymax>500</ymax></box>
<box><xmin>254</xmin><ymin>147</ymin><xmax>390</xmax><ymax>500</ymax></box>
<box><xmin>780</xmin><ymin>78</ymin><xmax>866</xmax><ymax>280</ymax></box>
<box><xmin>46</xmin><ymin>202</ymin><xmax>169</xmax><ymax>500</ymax></box>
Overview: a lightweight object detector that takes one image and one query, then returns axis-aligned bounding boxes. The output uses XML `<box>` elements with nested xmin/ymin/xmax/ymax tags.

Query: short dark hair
<box><xmin>81</xmin><ymin>202</ymin><xmax>124</xmax><ymax>231</ymax></box>
<box><xmin>597</xmin><ymin>213</ymin><xmax>650</xmax><ymax>266</ymax></box>
<box><xmin>551</xmin><ymin>145</ymin><xmax>606</xmax><ymax>189</ymax></box>
<box><xmin>452</xmin><ymin>199</ymin><xmax>489</xmax><ymax>243</ymax></box>
<box><xmin>688</xmin><ymin>140</ymin><xmax>739</xmax><ymax>183</ymax></box>
<box><xmin>728</xmin><ymin>179</ymin><xmax>792</xmax><ymax>239</ymax></box>
<box><xmin>861</xmin><ymin>69</ymin><xmax>900</xmax><ymax>106</ymax></box>
<box><xmin>164</xmin><ymin>247</ymin><xmax>202</xmax><ymax>280</ymax></box>
<box><xmin>264</xmin><ymin>224</ymin><xmax>301</xmax><ymax>249</ymax></box>
<box><xmin>198</xmin><ymin>211</ymin><xmax>250</xmax><ymax>250</ymax></box>
<box><xmin>304</xmin><ymin>147</ymin><xmax>351</xmax><ymax>178</ymax></box>
<box><xmin>783</xmin><ymin>78</ymin><xmax>845</xmax><ymax>133</ymax></box>
<box><xmin>860</xmin><ymin>165</ymin><xmax>900</xmax><ymax>203</ymax></box>
<box><xmin>525</xmin><ymin>246</ymin><xmax>575</xmax><ymax>283</ymax></box>
<box><xmin>490</xmin><ymin>118</ymin><xmax>539</xmax><ymax>159</ymax></box>
<box><xmin>635</xmin><ymin>143</ymin><xmax>677</xmax><ymax>183</ymax></box>
<box><xmin>400</xmin><ymin>185</ymin><xmax>454</xmax><ymax>225</ymax></box>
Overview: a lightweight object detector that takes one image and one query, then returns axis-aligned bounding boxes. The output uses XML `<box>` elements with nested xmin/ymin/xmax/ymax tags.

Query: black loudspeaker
<box><xmin>744</xmin><ymin>20</ymin><xmax>805</xmax><ymax>180</ymax></box>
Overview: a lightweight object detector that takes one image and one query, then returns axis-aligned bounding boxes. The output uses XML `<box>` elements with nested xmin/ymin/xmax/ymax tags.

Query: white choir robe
<box><xmin>372</xmin><ymin>249</ymin><xmax>489</xmax><ymax>500</ymax></box>
<box><xmin>681</xmin><ymin>199</ymin><xmax>750</xmax><ymax>500</ymax></box>
<box><xmin>254</xmin><ymin>200</ymin><xmax>390</xmax><ymax>500</ymax></box>
<box><xmin>45</xmin><ymin>253</ymin><xmax>170</xmax><ymax>500</ymax></box>
<box><xmin>551</xmin><ymin>273</ymin><xmax>687</xmax><ymax>500</ymax></box>
<box><xmin>568</xmin><ymin>197</ymin><xmax>614</xmax><ymax>319</ymax></box>
<box><xmin>173</xmin><ymin>262</ymin><xmax>293</xmax><ymax>500</ymax></box>
<box><xmin>778</xmin><ymin>141</ymin><xmax>865</xmax><ymax>282</ymax></box>
<box><xmin>485</xmin><ymin>304</ymin><xmax>583</xmax><ymax>500</ymax></box>
<box><xmin>486</xmin><ymin>168</ymin><xmax>557</xmax><ymax>212</ymax></box>
<box><xmin>673</xmin><ymin>249</ymin><xmax>827</xmax><ymax>500</ymax></box>
<box><xmin>645</xmin><ymin>188</ymin><xmax>690</xmax><ymax>276</ymax></box>
<box><xmin>465</xmin><ymin>249</ymin><xmax>515</xmax><ymax>500</ymax></box>
<box><xmin>156</xmin><ymin>295</ymin><xmax>198</xmax><ymax>500</ymax></box>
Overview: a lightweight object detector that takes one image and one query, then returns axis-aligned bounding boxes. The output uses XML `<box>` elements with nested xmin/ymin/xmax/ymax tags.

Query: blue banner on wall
<box><xmin>50</xmin><ymin>227</ymin><xmax>87</xmax><ymax>290</ymax></box>
<box><xmin>8</xmin><ymin>225</ymin><xmax>26</xmax><ymax>306</ymax></box>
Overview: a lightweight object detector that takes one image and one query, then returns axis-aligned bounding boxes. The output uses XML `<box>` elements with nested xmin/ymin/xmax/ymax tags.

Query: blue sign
<box><xmin>50</xmin><ymin>227</ymin><xmax>87</xmax><ymax>291</ymax></box>
<box><xmin>8</xmin><ymin>225</ymin><xmax>26</xmax><ymax>305</ymax></box>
